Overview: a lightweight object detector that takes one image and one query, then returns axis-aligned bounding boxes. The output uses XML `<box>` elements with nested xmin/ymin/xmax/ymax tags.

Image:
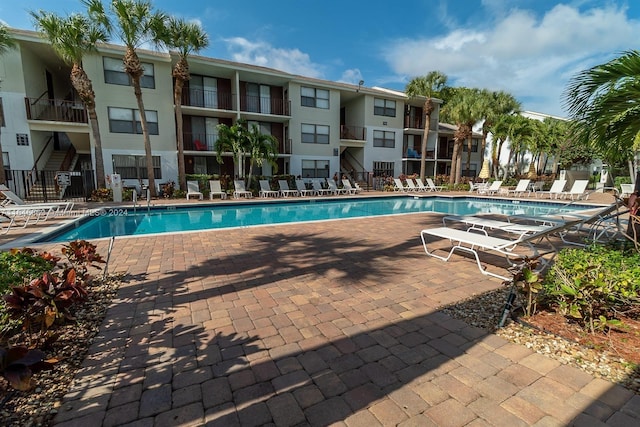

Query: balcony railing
<box><xmin>240</xmin><ymin>95</ymin><xmax>290</xmax><ymax>116</ymax></box>
<box><xmin>404</xmin><ymin>116</ymin><xmax>424</xmax><ymax>129</ymax></box>
<box><xmin>25</xmin><ymin>97</ymin><xmax>87</xmax><ymax>123</ymax></box>
<box><xmin>340</xmin><ymin>125</ymin><xmax>366</xmax><ymax>141</ymax></box>
<box><xmin>404</xmin><ymin>146</ymin><xmax>435</xmax><ymax>159</ymax></box>
<box><xmin>181</xmin><ymin>88</ymin><xmax>234</xmax><ymax>110</ymax></box>
<box><xmin>183</xmin><ymin>132</ymin><xmax>219</xmax><ymax>151</ymax></box>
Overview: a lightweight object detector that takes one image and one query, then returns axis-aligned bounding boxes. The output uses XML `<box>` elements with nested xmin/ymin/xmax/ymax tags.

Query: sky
<box><xmin>2</xmin><ymin>0</ymin><xmax>639</xmax><ymax>118</ymax></box>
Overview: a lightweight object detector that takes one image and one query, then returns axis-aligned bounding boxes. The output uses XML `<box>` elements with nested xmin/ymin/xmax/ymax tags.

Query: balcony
<box><xmin>25</xmin><ymin>97</ymin><xmax>87</xmax><ymax>123</ymax></box>
<box><xmin>183</xmin><ymin>132</ymin><xmax>219</xmax><ymax>151</ymax></box>
<box><xmin>404</xmin><ymin>146</ymin><xmax>435</xmax><ymax>159</ymax></box>
<box><xmin>181</xmin><ymin>88</ymin><xmax>233</xmax><ymax>110</ymax></box>
<box><xmin>240</xmin><ymin>95</ymin><xmax>290</xmax><ymax>116</ymax></box>
<box><xmin>340</xmin><ymin>125</ymin><xmax>366</xmax><ymax>141</ymax></box>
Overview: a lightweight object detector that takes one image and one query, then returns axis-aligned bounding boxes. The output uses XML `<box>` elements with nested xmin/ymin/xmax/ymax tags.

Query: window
<box><xmin>103</xmin><ymin>57</ymin><xmax>155</xmax><ymax>88</ymax></box>
<box><xmin>373</xmin><ymin>161</ymin><xmax>394</xmax><ymax>177</ymax></box>
<box><xmin>301</xmin><ymin>87</ymin><xmax>329</xmax><ymax>109</ymax></box>
<box><xmin>16</xmin><ymin>134</ymin><xmax>29</xmax><ymax>146</ymax></box>
<box><xmin>374</xmin><ymin>98</ymin><xmax>396</xmax><ymax>117</ymax></box>
<box><xmin>373</xmin><ymin>130</ymin><xmax>395</xmax><ymax>148</ymax></box>
<box><xmin>112</xmin><ymin>155</ymin><xmax>162</xmax><ymax>179</ymax></box>
<box><xmin>108</xmin><ymin>107</ymin><xmax>159</xmax><ymax>135</ymax></box>
<box><xmin>0</xmin><ymin>98</ymin><xmax>4</xmax><ymax>127</ymax></box>
<box><xmin>301</xmin><ymin>160</ymin><xmax>329</xmax><ymax>178</ymax></box>
<box><xmin>301</xmin><ymin>124</ymin><xmax>329</xmax><ymax>144</ymax></box>
<box><xmin>462</xmin><ymin>139</ymin><xmax>479</xmax><ymax>152</ymax></box>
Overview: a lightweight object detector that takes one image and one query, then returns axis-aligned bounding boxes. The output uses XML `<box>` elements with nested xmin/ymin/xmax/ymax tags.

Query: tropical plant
<box><xmin>245</xmin><ymin>123</ymin><xmax>279</xmax><ymax>186</ymax></box>
<box><xmin>405</xmin><ymin>71</ymin><xmax>448</xmax><ymax>181</ymax></box>
<box><xmin>86</xmin><ymin>0</ymin><xmax>167</xmax><ymax>197</ymax></box>
<box><xmin>563</xmin><ymin>50</ymin><xmax>640</xmax><ymax>177</ymax></box>
<box><xmin>0</xmin><ymin>25</ymin><xmax>16</xmax><ymax>185</ymax></box>
<box><xmin>30</xmin><ymin>8</ymin><xmax>109</xmax><ymax>188</ymax></box>
<box><xmin>156</xmin><ymin>17</ymin><xmax>209</xmax><ymax>191</ymax></box>
<box><xmin>478</xmin><ymin>89</ymin><xmax>520</xmax><ymax>173</ymax></box>
<box><xmin>0</xmin><ymin>346</ymin><xmax>51</xmax><ymax>391</ymax></box>
<box><xmin>215</xmin><ymin>120</ymin><xmax>249</xmax><ymax>178</ymax></box>
<box><xmin>440</xmin><ymin>87</ymin><xmax>483</xmax><ymax>184</ymax></box>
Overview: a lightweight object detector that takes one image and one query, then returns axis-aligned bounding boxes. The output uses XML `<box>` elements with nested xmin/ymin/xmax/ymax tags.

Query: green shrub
<box><xmin>542</xmin><ymin>244</ymin><xmax>640</xmax><ymax>333</ymax></box>
<box><xmin>0</xmin><ymin>249</ymin><xmax>58</xmax><ymax>296</ymax></box>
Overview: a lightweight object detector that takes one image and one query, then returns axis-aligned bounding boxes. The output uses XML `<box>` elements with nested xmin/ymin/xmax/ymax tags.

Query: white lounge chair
<box><xmin>535</xmin><ymin>180</ymin><xmax>566</xmax><ymax>199</ymax></box>
<box><xmin>559</xmin><ymin>180</ymin><xmax>590</xmax><ymax>200</ymax></box>
<box><xmin>470</xmin><ymin>181</ymin><xmax>489</xmax><ymax>193</ymax></box>
<box><xmin>0</xmin><ymin>184</ymin><xmax>74</xmax><ymax>217</ymax></box>
<box><xmin>341</xmin><ymin>179</ymin><xmax>358</xmax><ymax>195</ymax></box>
<box><xmin>209</xmin><ymin>180</ymin><xmax>227</xmax><ymax>200</ymax></box>
<box><xmin>393</xmin><ymin>178</ymin><xmax>408</xmax><ymax>192</ymax></box>
<box><xmin>295</xmin><ymin>179</ymin><xmax>314</xmax><ymax>196</ymax></box>
<box><xmin>186</xmin><ymin>181</ymin><xmax>203</xmax><ymax>200</ymax></box>
<box><xmin>404</xmin><ymin>179</ymin><xmax>421</xmax><ymax>192</ymax></box>
<box><xmin>619</xmin><ymin>183</ymin><xmax>635</xmax><ymax>198</ymax></box>
<box><xmin>278</xmin><ymin>180</ymin><xmax>299</xmax><ymax>197</ymax></box>
<box><xmin>311</xmin><ymin>179</ymin><xmax>332</xmax><ymax>196</ymax></box>
<box><xmin>479</xmin><ymin>180</ymin><xmax>503</xmax><ymax>195</ymax></box>
<box><xmin>420</xmin><ymin>219</ymin><xmax>581</xmax><ymax>280</ymax></box>
<box><xmin>259</xmin><ymin>180</ymin><xmax>279</xmax><ymax>198</ymax></box>
<box><xmin>502</xmin><ymin>179</ymin><xmax>530</xmax><ymax>197</ymax></box>
<box><xmin>326</xmin><ymin>179</ymin><xmax>348</xmax><ymax>195</ymax></box>
<box><xmin>443</xmin><ymin>215</ymin><xmax>551</xmax><ymax>238</ymax></box>
<box><xmin>425</xmin><ymin>178</ymin><xmax>445</xmax><ymax>192</ymax></box>
<box><xmin>233</xmin><ymin>180</ymin><xmax>253</xmax><ymax>198</ymax></box>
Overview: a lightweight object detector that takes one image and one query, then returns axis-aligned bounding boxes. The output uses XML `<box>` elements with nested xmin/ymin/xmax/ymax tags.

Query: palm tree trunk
<box><xmin>449</xmin><ymin>142</ymin><xmax>460</xmax><ymax>185</ymax></box>
<box><xmin>465</xmin><ymin>137</ymin><xmax>472</xmax><ymax>178</ymax></box>
<box><xmin>174</xmin><ymin>78</ymin><xmax>187</xmax><ymax>191</ymax></box>
<box><xmin>131</xmin><ymin>76</ymin><xmax>156</xmax><ymax>197</ymax></box>
<box><xmin>87</xmin><ymin>106</ymin><xmax>105</xmax><ymax>188</ymax></box>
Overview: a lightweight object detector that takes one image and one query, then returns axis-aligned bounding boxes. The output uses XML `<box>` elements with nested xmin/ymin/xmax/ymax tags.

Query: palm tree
<box><xmin>30</xmin><ymin>10</ymin><xmax>109</xmax><ymax>189</ymax></box>
<box><xmin>404</xmin><ymin>71</ymin><xmax>448</xmax><ymax>181</ymax></box>
<box><xmin>157</xmin><ymin>17</ymin><xmax>209</xmax><ymax>191</ymax></box>
<box><xmin>0</xmin><ymin>25</ymin><xmax>17</xmax><ymax>185</ymax></box>
<box><xmin>86</xmin><ymin>0</ymin><xmax>167</xmax><ymax>197</ymax></box>
<box><xmin>215</xmin><ymin>120</ymin><xmax>249</xmax><ymax>179</ymax></box>
<box><xmin>440</xmin><ymin>87</ymin><xmax>483</xmax><ymax>184</ymax></box>
<box><xmin>245</xmin><ymin>123</ymin><xmax>279</xmax><ymax>186</ymax></box>
<box><xmin>478</xmin><ymin>89</ymin><xmax>520</xmax><ymax>171</ymax></box>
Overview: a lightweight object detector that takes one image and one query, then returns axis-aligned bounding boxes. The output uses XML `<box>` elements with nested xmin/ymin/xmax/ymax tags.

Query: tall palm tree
<box><xmin>478</xmin><ymin>89</ymin><xmax>520</xmax><ymax>170</ymax></box>
<box><xmin>157</xmin><ymin>17</ymin><xmax>209</xmax><ymax>191</ymax></box>
<box><xmin>245</xmin><ymin>123</ymin><xmax>279</xmax><ymax>186</ymax></box>
<box><xmin>0</xmin><ymin>25</ymin><xmax>17</xmax><ymax>185</ymax></box>
<box><xmin>86</xmin><ymin>0</ymin><xmax>167</xmax><ymax>197</ymax></box>
<box><xmin>30</xmin><ymin>10</ymin><xmax>109</xmax><ymax>189</ymax></box>
<box><xmin>440</xmin><ymin>87</ymin><xmax>482</xmax><ymax>184</ymax></box>
<box><xmin>404</xmin><ymin>71</ymin><xmax>448</xmax><ymax>181</ymax></box>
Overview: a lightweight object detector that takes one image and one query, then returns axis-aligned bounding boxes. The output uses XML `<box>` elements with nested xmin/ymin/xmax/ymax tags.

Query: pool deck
<box><xmin>3</xmin><ymin>191</ymin><xmax>640</xmax><ymax>426</ymax></box>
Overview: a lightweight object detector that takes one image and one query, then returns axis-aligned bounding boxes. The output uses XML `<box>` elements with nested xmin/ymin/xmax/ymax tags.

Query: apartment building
<box><xmin>1</xmin><ymin>28</ymin><xmax>483</xmax><ymax>197</ymax></box>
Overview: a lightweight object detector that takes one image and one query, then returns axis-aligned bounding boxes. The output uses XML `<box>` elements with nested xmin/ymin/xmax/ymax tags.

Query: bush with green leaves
<box><xmin>0</xmin><ymin>249</ymin><xmax>59</xmax><ymax>296</ymax></box>
<box><xmin>542</xmin><ymin>244</ymin><xmax>640</xmax><ymax>333</ymax></box>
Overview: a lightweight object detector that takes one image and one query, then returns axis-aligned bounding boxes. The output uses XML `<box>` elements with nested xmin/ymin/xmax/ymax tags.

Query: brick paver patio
<box><xmin>2</xmin><ymin>192</ymin><xmax>638</xmax><ymax>426</ymax></box>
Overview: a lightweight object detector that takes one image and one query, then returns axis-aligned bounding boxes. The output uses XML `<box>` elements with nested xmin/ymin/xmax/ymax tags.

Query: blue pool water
<box><xmin>42</xmin><ymin>196</ymin><xmax>595</xmax><ymax>242</ymax></box>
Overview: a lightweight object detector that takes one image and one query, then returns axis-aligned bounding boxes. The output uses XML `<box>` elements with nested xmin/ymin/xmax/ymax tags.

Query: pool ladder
<box><xmin>132</xmin><ymin>189</ymin><xmax>152</xmax><ymax>214</ymax></box>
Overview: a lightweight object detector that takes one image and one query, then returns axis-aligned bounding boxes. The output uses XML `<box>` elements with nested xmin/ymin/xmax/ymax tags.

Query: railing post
<box><xmin>41</xmin><ymin>170</ymin><xmax>48</xmax><ymax>203</ymax></box>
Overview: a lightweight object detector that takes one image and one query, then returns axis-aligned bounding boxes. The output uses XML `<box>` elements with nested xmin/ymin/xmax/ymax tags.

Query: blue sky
<box><xmin>2</xmin><ymin>0</ymin><xmax>639</xmax><ymax>117</ymax></box>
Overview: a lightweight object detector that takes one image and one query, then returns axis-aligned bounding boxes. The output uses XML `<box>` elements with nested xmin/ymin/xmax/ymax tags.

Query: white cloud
<box><xmin>337</xmin><ymin>68</ymin><xmax>363</xmax><ymax>85</ymax></box>
<box><xmin>223</xmin><ymin>37</ymin><xmax>325</xmax><ymax>78</ymax></box>
<box><xmin>382</xmin><ymin>3</ymin><xmax>640</xmax><ymax>116</ymax></box>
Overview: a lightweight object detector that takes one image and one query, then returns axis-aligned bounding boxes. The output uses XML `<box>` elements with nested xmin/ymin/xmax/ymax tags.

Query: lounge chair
<box><xmin>393</xmin><ymin>178</ymin><xmax>408</xmax><ymax>192</ymax></box>
<box><xmin>535</xmin><ymin>180</ymin><xmax>566</xmax><ymax>199</ymax></box>
<box><xmin>295</xmin><ymin>179</ymin><xmax>314</xmax><ymax>196</ymax></box>
<box><xmin>341</xmin><ymin>179</ymin><xmax>358</xmax><ymax>195</ymax></box>
<box><xmin>259</xmin><ymin>180</ymin><xmax>279</xmax><ymax>198</ymax></box>
<box><xmin>502</xmin><ymin>179</ymin><xmax>530</xmax><ymax>197</ymax></box>
<box><xmin>0</xmin><ymin>184</ymin><xmax>74</xmax><ymax>217</ymax></box>
<box><xmin>233</xmin><ymin>180</ymin><xmax>253</xmax><ymax>198</ymax></box>
<box><xmin>420</xmin><ymin>219</ymin><xmax>582</xmax><ymax>280</ymax></box>
<box><xmin>404</xmin><ymin>179</ymin><xmax>421</xmax><ymax>192</ymax></box>
<box><xmin>425</xmin><ymin>178</ymin><xmax>445</xmax><ymax>192</ymax></box>
<box><xmin>311</xmin><ymin>179</ymin><xmax>332</xmax><ymax>196</ymax></box>
<box><xmin>619</xmin><ymin>183</ymin><xmax>635</xmax><ymax>198</ymax></box>
<box><xmin>443</xmin><ymin>215</ymin><xmax>551</xmax><ymax>238</ymax></box>
<box><xmin>479</xmin><ymin>180</ymin><xmax>503</xmax><ymax>195</ymax></box>
<box><xmin>529</xmin><ymin>180</ymin><xmax>545</xmax><ymax>196</ymax></box>
<box><xmin>558</xmin><ymin>180</ymin><xmax>590</xmax><ymax>200</ymax></box>
<box><xmin>326</xmin><ymin>179</ymin><xmax>348</xmax><ymax>195</ymax></box>
<box><xmin>186</xmin><ymin>181</ymin><xmax>203</xmax><ymax>200</ymax></box>
<box><xmin>278</xmin><ymin>180</ymin><xmax>299</xmax><ymax>197</ymax></box>
<box><xmin>470</xmin><ymin>181</ymin><xmax>489</xmax><ymax>193</ymax></box>
<box><xmin>209</xmin><ymin>180</ymin><xmax>227</xmax><ymax>200</ymax></box>
<box><xmin>0</xmin><ymin>205</ymin><xmax>55</xmax><ymax>231</ymax></box>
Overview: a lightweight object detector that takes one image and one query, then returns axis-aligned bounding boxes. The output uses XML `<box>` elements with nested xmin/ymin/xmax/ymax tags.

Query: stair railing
<box><xmin>26</xmin><ymin>136</ymin><xmax>54</xmax><ymax>197</ymax></box>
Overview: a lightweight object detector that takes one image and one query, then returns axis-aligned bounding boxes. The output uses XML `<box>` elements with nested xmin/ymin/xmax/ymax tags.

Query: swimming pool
<box><xmin>41</xmin><ymin>195</ymin><xmax>596</xmax><ymax>242</ymax></box>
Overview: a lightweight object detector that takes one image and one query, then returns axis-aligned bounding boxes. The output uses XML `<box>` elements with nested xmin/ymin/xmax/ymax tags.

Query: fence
<box><xmin>3</xmin><ymin>169</ymin><xmax>95</xmax><ymax>202</ymax></box>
